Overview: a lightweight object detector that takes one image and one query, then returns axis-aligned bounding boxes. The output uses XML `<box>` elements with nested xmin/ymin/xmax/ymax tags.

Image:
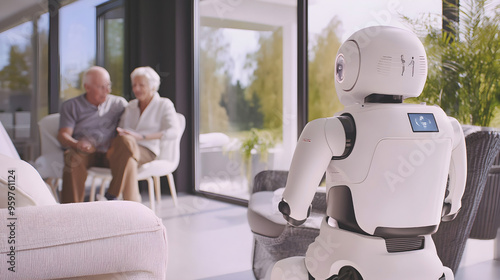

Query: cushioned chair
<box><xmin>34</xmin><ymin>113</ymin><xmax>64</xmax><ymax>201</ymax></box>
<box><xmin>247</xmin><ymin>170</ymin><xmax>326</xmax><ymax>279</ymax></box>
<box><xmin>0</xmin><ymin>153</ymin><xmax>168</xmax><ymax>279</ymax></box>
<box><xmin>88</xmin><ymin>113</ymin><xmax>186</xmax><ymax>210</ymax></box>
<box><xmin>433</xmin><ymin>126</ymin><xmax>500</xmax><ymax>274</ymax></box>
<box><xmin>0</xmin><ymin>120</ymin><xmax>20</xmax><ymax>159</ymax></box>
<box><xmin>468</xmin><ymin>151</ymin><xmax>500</xmax><ymax>240</ymax></box>
<box><xmin>4</xmin><ymin>118</ymin><xmax>58</xmax><ymax>200</ymax></box>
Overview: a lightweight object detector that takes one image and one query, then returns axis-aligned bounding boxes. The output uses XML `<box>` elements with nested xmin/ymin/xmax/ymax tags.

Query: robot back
<box><xmin>326</xmin><ymin>103</ymin><xmax>454</xmax><ymax>236</ymax></box>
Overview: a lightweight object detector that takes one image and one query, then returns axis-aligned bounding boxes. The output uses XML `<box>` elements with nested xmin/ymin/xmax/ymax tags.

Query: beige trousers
<box><xmin>61</xmin><ymin>135</ymin><xmax>155</xmax><ymax>203</ymax></box>
<box><xmin>106</xmin><ymin>135</ymin><xmax>156</xmax><ymax>202</ymax></box>
<box><xmin>61</xmin><ymin>150</ymin><xmax>109</xmax><ymax>203</ymax></box>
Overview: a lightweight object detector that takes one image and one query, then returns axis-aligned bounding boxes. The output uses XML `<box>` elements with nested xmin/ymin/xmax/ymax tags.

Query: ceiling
<box><xmin>200</xmin><ymin>0</ymin><xmax>296</xmax><ymax>31</ymax></box>
<box><xmin>0</xmin><ymin>0</ymin><xmax>47</xmax><ymax>32</ymax></box>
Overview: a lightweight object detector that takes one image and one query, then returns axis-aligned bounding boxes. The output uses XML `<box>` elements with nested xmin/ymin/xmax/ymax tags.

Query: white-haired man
<box><xmin>58</xmin><ymin>66</ymin><xmax>127</xmax><ymax>203</ymax></box>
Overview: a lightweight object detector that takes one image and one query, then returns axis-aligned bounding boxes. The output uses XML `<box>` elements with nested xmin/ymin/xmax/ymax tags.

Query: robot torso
<box><xmin>325</xmin><ymin>102</ymin><xmax>460</xmax><ymax>236</ymax></box>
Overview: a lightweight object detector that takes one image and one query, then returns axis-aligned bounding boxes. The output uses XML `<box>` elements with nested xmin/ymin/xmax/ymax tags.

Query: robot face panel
<box><xmin>334</xmin><ymin>26</ymin><xmax>428</xmax><ymax>106</ymax></box>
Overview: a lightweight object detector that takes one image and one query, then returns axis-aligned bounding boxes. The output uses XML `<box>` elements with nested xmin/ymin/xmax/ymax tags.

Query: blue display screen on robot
<box><xmin>408</xmin><ymin>113</ymin><xmax>439</xmax><ymax>132</ymax></box>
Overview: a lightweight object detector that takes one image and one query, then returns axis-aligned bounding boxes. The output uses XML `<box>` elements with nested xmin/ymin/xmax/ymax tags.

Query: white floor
<box><xmin>150</xmin><ymin>193</ymin><xmax>500</xmax><ymax>280</ymax></box>
<box><xmin>152</xmin><ymin>194</ymin><xmax>255</xmax><ymax>280</ymax></box>
<box><xmin>456</xmin><ymin>239</ymin><xmax>500</xmax><ymax>280</ymax></box>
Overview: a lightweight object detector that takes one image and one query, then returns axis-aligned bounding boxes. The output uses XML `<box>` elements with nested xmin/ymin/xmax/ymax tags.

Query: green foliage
<box><xmin>240</xmin><ymin>128</ymin><xmax>276</xmax><ymax>164</ymax></box>
<box><xmin>245</xmin><ymin>29</ymin><xmax>283</xmax><ymax>130</ymax></box>
<box><xmin>220</xmin><ymin>80</ymin><xmax>263</xmax><ymax>131</ymax></box>
<box><xmin>105</xmin><ymin>18</ymin><xmax>124</xmax><ymax>97</ymax></box>
<box><xmin>239</xmin><ymin>128</ymin><xmax>276</xmax><ymax>182</ymax></box>
<box><xmin>409</xmin><ymin>0</ymin><xmax>500</xmax><ymax>126</ymax></box>
<box><xmin>0</xmin><ymin>45</ymin><xmax>31</xmax><ymax>91</ymax></box>
<box><xmin>199</xmin><ymin>27</ymin><xmax>230</xmax><ymax>133</ymax></box>
<box><xmin>308</xmin><ymin>17</ymin><xmax>344</xmax><ymax>121</ymax></box>
<box><xmin>199</xmin><ymin>26</ymin><xmax>284</xmax><ymax>173</ymax></box>
<box><xmin>199</xmin><ymin>26</ymin><xmax>284</xmax><ymax>137</ymax></box>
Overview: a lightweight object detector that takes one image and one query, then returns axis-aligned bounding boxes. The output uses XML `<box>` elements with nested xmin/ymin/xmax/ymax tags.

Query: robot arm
<box><xmin>279</xmin><ymin>117</ymin><xmax>348</xmax><ymax>226</ymax></box>
<box><xmin>442</xmin><ymin>117</ymin><xmax>467</xmax><ymax>221</ymax></box>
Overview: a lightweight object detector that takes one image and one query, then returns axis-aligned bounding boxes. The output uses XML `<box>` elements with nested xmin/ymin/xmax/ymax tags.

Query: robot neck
<box><xmin>364</xmin><ymin>94</ymin><xmax>403</xmax><ymax>104</ymax></box>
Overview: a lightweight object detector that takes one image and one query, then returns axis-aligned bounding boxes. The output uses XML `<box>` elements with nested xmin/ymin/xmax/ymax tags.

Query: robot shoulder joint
<box><xmin>325</xmin><ymin>114</ymin><xmax>356</xmax><ymax>159</ymax></box>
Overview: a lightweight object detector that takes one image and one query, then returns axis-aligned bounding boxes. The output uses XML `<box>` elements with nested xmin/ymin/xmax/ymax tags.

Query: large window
<box><xmin>0</xmin><ymin>21</ymin><xmax>34</xmax><ymax>138</ymax></box>
<box><xmin>0</xmin><ymin>0</ymin><xmax>124</xmax><ymax>162</ymax></box>
<box><xmin>307</xmin><ymin>0</ymin><xmax>442</xmax><ymax>121</ymax></box>
<box><xmin>195</xmin><ymin>0</ymin><xmax>298</xmax><ymax>201</ymax></box>
<box><xmin>0</xmin><ymin>13</ymin><xmax>49</xmax><ymax>161</ymax></box>
<box><xmin>59</xmin><ymin>0</ymin><xmax>109</xmax><ymax>103</ymax></box>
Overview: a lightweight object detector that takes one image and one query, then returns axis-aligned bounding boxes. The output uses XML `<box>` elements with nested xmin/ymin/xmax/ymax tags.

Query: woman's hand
<box><xmin>117</xmin><ymin>127</ymin><xmax>144</xmax><ymax>141</ymax></box>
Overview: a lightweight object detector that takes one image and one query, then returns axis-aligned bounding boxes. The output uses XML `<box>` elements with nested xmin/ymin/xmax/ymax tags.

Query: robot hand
<box><xmin>278</xmin><ymin>199</ymin><xmax>311</xmax><ymax>226</ymax></box>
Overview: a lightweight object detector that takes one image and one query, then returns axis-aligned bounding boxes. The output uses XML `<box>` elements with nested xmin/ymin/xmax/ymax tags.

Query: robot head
<box><xmin>335</xmin><ymin>26</ymin><xmax>428</xmax><ymax>106</ymax></box>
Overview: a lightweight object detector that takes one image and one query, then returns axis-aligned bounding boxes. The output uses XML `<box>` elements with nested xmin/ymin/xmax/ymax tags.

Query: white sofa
<box><xmin>0</xmin><ymin>153</ymin><xmax>168</xmax><ymax>279</ymax></box>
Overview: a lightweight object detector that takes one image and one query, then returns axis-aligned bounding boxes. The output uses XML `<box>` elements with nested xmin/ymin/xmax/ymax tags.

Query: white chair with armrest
<box><xmin>88</xmin><ymin>113</ymin><xmax>186</xmax><ymax>210</ymax></box>
<box><xmin>34</xmin><ymin>113</ymin><xmax>64</xmax><ymax>200</ymax></box>
<box><xmin>0</xmin><ymin>120</ymin><xmax>20</xmax><ymax>159</ymax></box>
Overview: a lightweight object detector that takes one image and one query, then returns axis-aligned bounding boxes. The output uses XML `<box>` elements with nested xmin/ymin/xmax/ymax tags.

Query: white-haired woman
<box><xmin>102</xmin><ymin>66</ymin><xmax>180</xmax><ymax>202</ymax></box>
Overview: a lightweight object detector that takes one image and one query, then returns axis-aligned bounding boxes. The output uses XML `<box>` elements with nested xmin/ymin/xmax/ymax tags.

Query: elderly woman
<box><xmin>101</xmin><ymin>66</ymin><xmax>180</xmax><ymax>202</ymax></box>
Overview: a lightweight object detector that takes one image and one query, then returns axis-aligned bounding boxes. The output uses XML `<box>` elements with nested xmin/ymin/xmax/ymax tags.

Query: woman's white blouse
<box><xmin>119</xmin><ymin>92</ymin><xmax>180</xmax><ymax>157</ymax></box>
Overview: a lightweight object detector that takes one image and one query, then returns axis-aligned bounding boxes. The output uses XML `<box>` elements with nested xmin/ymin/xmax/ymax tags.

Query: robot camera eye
<box><xmin>336</xmin><ymin>54</ymin><xmax>345</xmax><ymax>83</ymax></box>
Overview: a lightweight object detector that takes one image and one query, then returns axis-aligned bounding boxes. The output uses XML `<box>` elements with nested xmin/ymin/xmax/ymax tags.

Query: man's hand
<box><xmin>76</xmin><ymin>139</ymin><xmax>96</xmax><ymax>154</ymax></box>
<box><xmin>57</xmin><ymin>127</ymin><xmax>96</xmax><ymax>153</ymax></box>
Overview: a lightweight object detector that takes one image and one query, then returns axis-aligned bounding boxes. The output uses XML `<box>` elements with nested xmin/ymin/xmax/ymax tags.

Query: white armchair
<box><xmin>0</xmin><ymin>153</ymin><xmax>168</xmax><ymax>279</ymax></box>
<box><xmin>0</xmin><ymin>120</ymin><xmax>19</xmax><ymax>159</ymax></box>
<box><xmin>34</xmin><ymin>113</ymin><xmax>64</xmax><ymax>200</ymax></box>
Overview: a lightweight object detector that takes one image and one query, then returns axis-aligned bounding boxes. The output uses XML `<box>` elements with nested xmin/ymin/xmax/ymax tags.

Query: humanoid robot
<box><xmin>271</xmin><ymin>26</ymin><xmax>467</xmax><ymax>280</ymax></box>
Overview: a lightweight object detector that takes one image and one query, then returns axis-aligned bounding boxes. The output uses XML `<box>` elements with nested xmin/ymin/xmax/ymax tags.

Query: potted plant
<box><xmin>239</xmin><ymin>128</ymin><xmax>275</xmax><ymax>192</ymax></box>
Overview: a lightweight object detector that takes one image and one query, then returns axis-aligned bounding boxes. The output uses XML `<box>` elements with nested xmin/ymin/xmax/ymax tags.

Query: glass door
<box><xmin>194</xmin><ymin>0</ymin><xmax>298</xmax><ymax>201</ymax></box>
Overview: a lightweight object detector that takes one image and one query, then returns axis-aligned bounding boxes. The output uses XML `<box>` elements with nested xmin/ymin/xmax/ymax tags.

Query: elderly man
<box><xmin>58</xmin><ymin>66</ymin><xmax>127</xmax><ymax>203</ymax></box>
